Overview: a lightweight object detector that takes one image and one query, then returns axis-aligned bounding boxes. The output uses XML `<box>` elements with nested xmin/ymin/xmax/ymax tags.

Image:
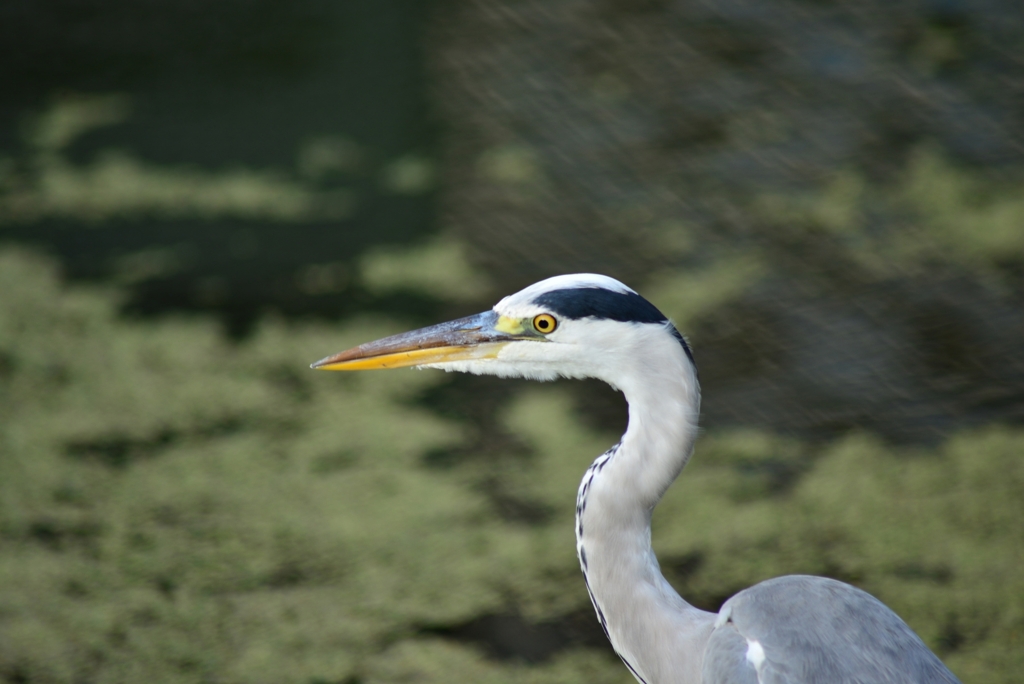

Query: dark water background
<box><xmin>1</xmin><ymin>1</ymin><xmax>1023</xmax><ymax>682</ymax></box>
<box><xmin>3</xmin><ymin>0</ymin><xmax>1023</xmax><ymax>442</ymax></box>
<box><xmin>1</xmin><ymin>0</ymin><xmax>436</xmax><ymax>331</ymax></box>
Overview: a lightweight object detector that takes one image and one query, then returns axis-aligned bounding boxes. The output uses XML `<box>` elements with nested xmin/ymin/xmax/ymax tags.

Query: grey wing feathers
<box><xmin>702</xmin><ymin>623</ymin><xmax>762</xmax><ymax>684</ymax></box>
<box><xmin>702</xmin><ymin>575</ymin><xmax>961</xmax><ymax>684</ymax></box>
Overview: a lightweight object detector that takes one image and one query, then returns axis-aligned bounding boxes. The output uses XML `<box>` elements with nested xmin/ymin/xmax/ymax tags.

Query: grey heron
<box><xmin>312</xmin><ymin>273</ymin><xmax>961</xmax><ymax>684</ymax></box>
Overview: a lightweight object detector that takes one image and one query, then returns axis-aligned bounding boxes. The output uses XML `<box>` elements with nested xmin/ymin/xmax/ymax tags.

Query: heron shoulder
<box><xmin>706</xmin><ymin>575</ymin><xmax>961</xmax><ymax>683</ymax></box>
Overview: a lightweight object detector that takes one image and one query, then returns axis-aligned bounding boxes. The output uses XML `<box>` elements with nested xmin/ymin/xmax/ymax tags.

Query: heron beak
<box><xmin>311</xmin><ymin>310</ymin><xmax>529</xmax><ymax>371</ymax></box>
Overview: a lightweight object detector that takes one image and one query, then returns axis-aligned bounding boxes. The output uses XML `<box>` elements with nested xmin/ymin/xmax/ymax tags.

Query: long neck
<box><xmin>576</xmin><ymin>349</ymin><xmax>714</xmax><ymax>684</ymax></box>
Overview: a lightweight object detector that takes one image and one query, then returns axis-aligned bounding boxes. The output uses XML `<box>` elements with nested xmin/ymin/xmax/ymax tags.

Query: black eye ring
<box><xmin>532</xmin><ymin>313</ymin><xmax>557</xmax><ymax>334</ymax></box>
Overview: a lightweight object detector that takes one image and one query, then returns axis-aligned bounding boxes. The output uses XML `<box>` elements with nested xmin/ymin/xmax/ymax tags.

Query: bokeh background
<box><xmin>2</xmin><ymin>1</ymin><xmax>1023</xmax><ymax>682</ymax></box>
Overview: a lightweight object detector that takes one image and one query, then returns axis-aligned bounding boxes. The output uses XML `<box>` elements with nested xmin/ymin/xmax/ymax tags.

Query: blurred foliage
<box><xmin>0</xmin><ymin>78</ymin><xmax>437</xmax><ymax>328</ymax></box>
<box><xmin>1</xmin><ymin>247</ymin><xmax>1021</xmax><ymax>683</ymax></box>
<box><xmin>433</xmin><ymin>0</ymin><xmax>1024</xmax><ymax>291</ymax></box>
<box><xmin>0</xmin><ymin>248</ymin><xmax>615</xmax><ymax>683</ymax></box>
<box><xmin>754</xmin><ymin>147</ymin><xmax>1024</xmax><ymax>284</ymax></box>
<box><xmin>0</xmin><ymin>94</ymin><xmax>363</xmax><ymax>224</ymax></box>
<box><xmin>360</xmin><ymin>237</ymin><xmax>493</xmax><ymax>303</ymax></box>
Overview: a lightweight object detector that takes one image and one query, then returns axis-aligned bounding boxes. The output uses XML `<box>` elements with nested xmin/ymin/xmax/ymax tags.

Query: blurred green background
<box><xmin>1</xmin><ymin>1</ymin><xmax>1023</xmax><ymax>682</ymax></box>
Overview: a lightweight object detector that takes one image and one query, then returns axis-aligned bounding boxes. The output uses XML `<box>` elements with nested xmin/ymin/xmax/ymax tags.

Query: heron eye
<box><xmin>532</xmin><ymin>313</ymin><xmax>557</xmax><ymax>334</ymax></box>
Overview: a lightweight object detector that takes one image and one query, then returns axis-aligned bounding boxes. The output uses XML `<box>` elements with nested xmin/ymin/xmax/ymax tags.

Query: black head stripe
<box><xmin>532</xmin><ymin>287</ymin><xmax>696</xmax><ymax>366</ymax></box>
<box><xmin>669</xmin><ymin>325</ymin><xmax>696</xmax><ymax>367</ymax></box>
<box><xmin>533</xmin><ymin>288</ymin><xmax>667</xmax><ymax>324</ymax></box>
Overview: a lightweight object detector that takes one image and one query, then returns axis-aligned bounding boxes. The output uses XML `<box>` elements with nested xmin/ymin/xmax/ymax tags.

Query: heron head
<box><xmin>311</xmin><ymin>273</ymin><xmax>694</xmax><ymax>390</ymax></box>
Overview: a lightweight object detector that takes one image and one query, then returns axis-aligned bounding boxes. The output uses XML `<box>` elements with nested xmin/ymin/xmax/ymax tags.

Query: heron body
<box><xmin>312</xmin><ymin>274</ymin><xmax>961</xmax><ymax>684</ymax></box>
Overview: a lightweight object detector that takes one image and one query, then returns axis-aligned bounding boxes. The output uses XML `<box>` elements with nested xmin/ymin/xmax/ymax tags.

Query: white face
<box><xmin>423</xmin><ymin>275</ymin><xmax>684</xmax><ymax>391</ymax></box>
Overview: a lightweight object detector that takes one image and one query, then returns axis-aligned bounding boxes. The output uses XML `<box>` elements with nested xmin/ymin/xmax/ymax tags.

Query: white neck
<box><xmin>576</xmin><ymin>341</ymin><xmax>715</xmax><ymax>684</ymax></box>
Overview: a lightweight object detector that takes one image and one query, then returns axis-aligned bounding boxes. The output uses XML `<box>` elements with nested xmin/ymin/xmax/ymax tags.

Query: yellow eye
<box><xmin>532</xmin><ymin>313</ymin><xmax>557</xmax><ymax>334</ymax></box>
